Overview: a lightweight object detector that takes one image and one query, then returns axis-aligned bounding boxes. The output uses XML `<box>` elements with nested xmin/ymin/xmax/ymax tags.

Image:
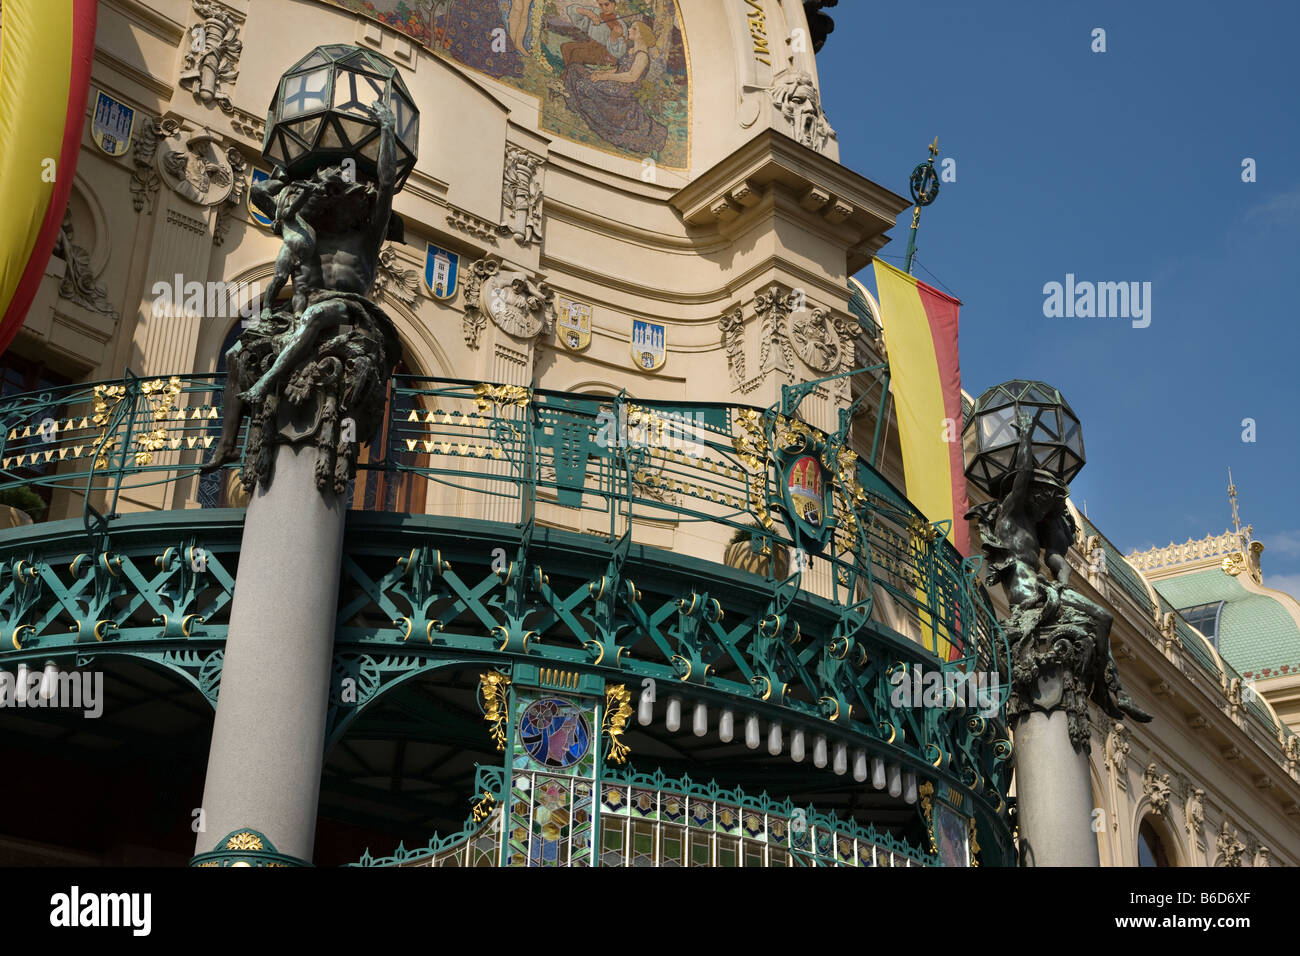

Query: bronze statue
<box><xmin>966</xmin><ymin>410</ymin><xmax>1150</xmax><ymax>748</ymax></box>
<box><xmin>203</xmin><ymin>102</ymin><xmax>403</xmax><ymax>494</ymax></box>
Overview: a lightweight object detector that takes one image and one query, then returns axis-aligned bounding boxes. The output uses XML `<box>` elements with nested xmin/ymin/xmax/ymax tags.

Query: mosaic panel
<box><xmin>328</xmin><ymin>0</ymin><xmax>690</xmax><ymax>167</ymax></box>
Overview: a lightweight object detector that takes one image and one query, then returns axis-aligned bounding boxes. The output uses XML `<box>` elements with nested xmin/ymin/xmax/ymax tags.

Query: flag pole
<box><xmin>903</xmin><ymin>138</ymin><xmax>940</xmax><ymax>275</ymax></box>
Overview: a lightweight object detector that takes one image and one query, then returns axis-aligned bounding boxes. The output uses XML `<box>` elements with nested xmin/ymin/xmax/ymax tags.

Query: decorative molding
<box><xmin>464</xmin><ymin>258</ymin><xmax>555</xmax><ymax>342</ymax></box>
<box><xmin>447</xmin><ymin>207</ymin><xmax>499</xmax><ymax>243</ymax></box>
<box><xmin>1215</xmin><ymin>820</ymin><xmax>1247</xmax><ymax>867</ymax></box>
<box><xmin>1142</xmin><ymin>763</ymin><xmax>1172</xmax><ymax>815</ymax></box>
<box><xmin>157</xmin><ymin>127</ymin><xmax>236</xmax><ymax>207</ymax></box>
<box><xmin>500</xmin><ymin>145</ymin><xmax>544</xmax><ymax>245</ymax></box>
<box><xmin>229</xmin><ymin>109</ymin><xmax>265</xmax><ymax>141</ymax></box>
<box><xmin>178</xmin><ymin>1</ymin><xmax>244</xmax><ymax>114</ymax></box>
<box><xmin>131</xmin><ymin>117</ymin><xmax>176</xmax><ymax>214</ymax></box>
<box><xmin>1105</xmin><ymin>720</ymin><xmax>1130</xmax><ymax>785</ymax></box>
<box><xmin>1184</xmin><ymin>785</ymin><xmax>1205</xmax><ymax>838</ymax></box>
<box><xmin>790</xmin><ymin>305</ymin><xmax>841</xmax><ymax>373</ymax></box>
<box><xmin>165</xmin><ymin>208</ymin><xmax>208</xmax><ymax>236</ymax></box>
<box><xmin>213</xmin><ymin>147</ymin><xmax>247</xmax><ymax>246</ymax></box>
<box><xmin>372</xmin><ymin>245</ymin><xmax>421</xmax><ymax>308</ymax></box>
<box><xmin>53</xmin><ymin>210</ymin><xmax>119</xmax><ymax>319</ymax></box>
<box><xmin>755</xmin><ymin>286</ymin><xmax>796</xmax><ymax>376</ymax></box>
<box><xmin>1127</xmin><ymin>529</ymin><xmax>1251</xmax><ymax>572</ymax></box>
<box><xmin>718</xmin><ymin>306</ymin><xmax>748</xmax><ymax>392</ymax></box>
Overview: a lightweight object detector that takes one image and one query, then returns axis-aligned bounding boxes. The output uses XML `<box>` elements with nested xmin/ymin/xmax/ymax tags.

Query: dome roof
<box><xmin>1153</xmin><ymin>570</ymin><xmax>1300</xmax><ymax>678</ymax></box>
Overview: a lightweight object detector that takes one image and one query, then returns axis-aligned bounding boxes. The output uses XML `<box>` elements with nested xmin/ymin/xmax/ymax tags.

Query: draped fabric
<box><xmin>0</xmin><ymin>0</ymin><xmax>99</xmax><ymax>355</ymax></box>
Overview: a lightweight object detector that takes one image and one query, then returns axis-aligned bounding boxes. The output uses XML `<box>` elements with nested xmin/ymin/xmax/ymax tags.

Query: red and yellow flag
<box><xmin>871</xmin><ymin>259</ymin><xmax>969</xmax><ymax>555</ymax></box>
<box><xmin>0</xmin><ymin>0</ymin><xmax>99</xmax><ymax>356</ymax></box>
<box><xmin>872</xmin><ymin>259</ymin><xmax>969</xmax><ymax>660</ymax></box>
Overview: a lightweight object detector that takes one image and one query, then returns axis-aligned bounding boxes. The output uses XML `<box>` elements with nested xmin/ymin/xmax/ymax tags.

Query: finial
<box><xmin>928</xmin><ymin>137</ymin><xmax>940</xmax><ymax>158</ymax></box>
<box><xmin>1228</xmin><ymin>467</ymin><xmax>1243</xmax><ymax>537</ymax></box>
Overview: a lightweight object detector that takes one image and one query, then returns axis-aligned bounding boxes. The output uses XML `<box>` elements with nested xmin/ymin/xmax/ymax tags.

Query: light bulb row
<box><xmin>638</xmin><ymin>692</ymin><xmax>918</xmax><ymax>804</ymax></box>
<box><xmin>9</xmin><ymin>661</ymin><xmax>62</xmax><ymax>704</ymax></box>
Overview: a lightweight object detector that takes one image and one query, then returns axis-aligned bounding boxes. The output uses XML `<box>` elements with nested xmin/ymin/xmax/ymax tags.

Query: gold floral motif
<box><xmin>479</xmin><ymin>670</ymin><xmax>512</xmax><ymax>751</ymax></box>
<box><xmin>917</xmin><ymin>781</ymin><xmax>937</xmax><ymax>853</ymax></box>
<box><xmin>471</xmin><ymin>791</ymin><xmax>497</xmax><ymax>823</ymax></box>
<box><xmin>472</xmin><ymin>383</ymin><xmax>529</xmax><ymax>412</ymax></box>
<box><xmin>92</xmin><ymin>377</ymin><xmax>183</xmax><ymax>468</ymax></box>
<box><xmin>773</xmin><ymin>414</ymin><xmax>817</xmax><ymax>452</ymax></box>
<box><xmin>225</xmin><ymin>831</ymin><xmax>264</xmax><ymax>852</ymax></box>
<box><xmin>1221</xmin><ymin>553</ymin><xmax>1246</xmax><ymax>577</ymax></box>
<box><xmin>908</xmin><ymin>516</ymin><xmax>942</xmax><ymax>546</ymax></box>
<box><xmin>731</xmin><ymin>407</ymin><xmax>768</xmax><ymax>472</ymax></box>
<box><xmin>969</xmin><ymin>817</ymin><xmax>980</xmax><ymax>867</ymax></box>
<box><xmin>603</xmin><ymin>683</ymin><xmax>634</xmax><ymax>764</ymax></box>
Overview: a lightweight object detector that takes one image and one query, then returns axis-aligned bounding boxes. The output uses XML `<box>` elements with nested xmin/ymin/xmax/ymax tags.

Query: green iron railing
<box><xmin>0</xmin><ymin>371</ymin><xmax>1006</xmax><ymax>677</ymax></box>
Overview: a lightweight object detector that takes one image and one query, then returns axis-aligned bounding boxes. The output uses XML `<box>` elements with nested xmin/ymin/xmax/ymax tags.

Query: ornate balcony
<box><xmin>0</xmin><ymin>372</ymin><xmax>1014</xmax><ymax>865</ymax></box>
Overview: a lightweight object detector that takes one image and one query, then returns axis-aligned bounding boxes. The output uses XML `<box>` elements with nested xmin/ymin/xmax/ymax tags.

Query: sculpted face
<box><xmin>312</xmin><ymin>167</ymin><xmax>374</xmax><ymax>229</ymax></box>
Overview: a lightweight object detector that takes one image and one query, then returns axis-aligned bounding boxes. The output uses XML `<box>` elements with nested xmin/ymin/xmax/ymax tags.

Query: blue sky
<box><xmin>818</xmin><ymin>0</ymin><xmax>1300</xmax><ymax>597</ymax></box>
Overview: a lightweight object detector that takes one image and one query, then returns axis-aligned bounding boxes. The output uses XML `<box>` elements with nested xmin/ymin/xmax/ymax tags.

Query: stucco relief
<box><xmin>790</xmin><ymin>306</ymin><xmax>841</xmax><ymax>373</ymax></box>
<box><xmin>771</xmin><ymin>71</ymin><xmax>833</xmax><ymax>152</ymax></box>
<box><xmin>179</xmin><ymin>1</ymin><xmax>244</xmax><ymax>113</ymax></box>
<box><xmin>501</xmin><ymin>146</ymin><xmax>545</xmax><ymax>244</ymax></box>
<box><xmin>463</xmin><ymin>258</ymin><xmax>556</xmax><ymax>346</ymax></box>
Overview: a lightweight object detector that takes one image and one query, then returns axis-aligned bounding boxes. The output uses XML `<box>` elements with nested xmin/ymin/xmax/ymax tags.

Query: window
<box><xmin>1137</xmin><ymin>818</ymin><xmax>1173</xmax><ymax>867</ymax></box>
<box><xmin>1179</xmin><ymin>602</ymin><xmax>1224</xmax><ymax>647</ymax></box>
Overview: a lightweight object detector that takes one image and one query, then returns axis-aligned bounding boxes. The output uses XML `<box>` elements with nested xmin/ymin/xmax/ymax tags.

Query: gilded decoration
<box><xmin>603</xmin><ymin>683</ymin><xmax>634</xmax><ymax>764</ymax></box>
<box><xmin>473</xmin><ymin>383</ymin><xmax>530</xmax><ymax>411</ymax></box>
<box><xmin>327</xmin><ymin>0</ymin><xmax>690</xmax><ymax>168</ymax></box>
<box><xmin>471</xmin><ymin>791</ymin><xmax>497</xmax><ymax>823</ymax></box>
<box><xmin>479</xmin><ymin>670</ymin><xmax>512</xmax><ymax>751</ymax></box>
<box><xmin>918</xmin><ymin>780</ymin><xmax>937</xmax><ymax>853</ymax></box>
<box><xmin>225</xmin><ymin>831</ymin><xmax>264</xmax><ymax>851</ymax></box>
<box><xmin>92</xmin><ymin>377</ymin><xmax>183</xmax><ymax>469</ymax></box>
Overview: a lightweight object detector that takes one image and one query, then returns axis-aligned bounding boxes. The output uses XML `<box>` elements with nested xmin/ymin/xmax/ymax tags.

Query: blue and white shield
<box><xmin>424</xmin><ymin>244</ymin><xmax>459</xmax><ymax>300</ymax></box>
<box><xmin>248</xmin><ymin>169</ymin><xmax>274</xmax><ymax>228</ymax></box>
<box><xmin>91</xmin><ymin>90</ymin><xmax>135</xmax><ymax>157</ymax></box>
<box><xmin>630</xmin><ymin>320</ymin><xmax>666</xmax><ymax>371</ymax></box>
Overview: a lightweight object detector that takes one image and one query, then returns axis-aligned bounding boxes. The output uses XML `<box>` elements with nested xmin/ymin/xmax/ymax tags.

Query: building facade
<box><xmin>0</xmin><ymin>0</ymin><xmax>1294</xmax><ymax>866</ymax></box>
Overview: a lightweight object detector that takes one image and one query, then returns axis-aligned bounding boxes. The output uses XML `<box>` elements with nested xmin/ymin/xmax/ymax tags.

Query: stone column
<box><xmin>1013</xmin><ymin>706</ymin><xmax>1100</xmax><ymax>867</ymax></box>
<box><xmin>193</xmin><ymin>443</ymin><xmax>346</xmax><ymax>864</ymax></box>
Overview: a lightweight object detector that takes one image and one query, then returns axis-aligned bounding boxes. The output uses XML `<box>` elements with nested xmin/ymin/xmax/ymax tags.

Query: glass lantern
<box><xmin>962</xmin><ymin>380</ymin><xmax>1085</xmax><ymax>495</ymax></box>
<box><xmin>262</xmin><ymin>44</ymin><xmax>419</xmax><ymax>188</ymax></box>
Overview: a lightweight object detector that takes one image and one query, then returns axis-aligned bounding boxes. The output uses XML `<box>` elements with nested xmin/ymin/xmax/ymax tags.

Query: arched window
<box><xmin>1137</xmin><ymin>818</ymin><xmax>1173</xmax><ymax>867</ymax></box>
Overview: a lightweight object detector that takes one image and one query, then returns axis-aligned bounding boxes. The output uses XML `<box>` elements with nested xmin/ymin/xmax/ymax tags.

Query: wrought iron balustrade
<box><xmin>0</xmin><ymin>372</ymin><xmax>1004</xmax><ymax>678</ymax></box>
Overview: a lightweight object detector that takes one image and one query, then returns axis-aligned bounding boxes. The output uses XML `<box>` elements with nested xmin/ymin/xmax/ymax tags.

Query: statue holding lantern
<box><xmin>963</xmin><ymin>381</ymin><xmax>1150</xmax><ymax>751</ymax></box>
<box><xmin>203</xmin><ymin>45</ymin><xmax>420</xmax><ymax>494</ymax></box>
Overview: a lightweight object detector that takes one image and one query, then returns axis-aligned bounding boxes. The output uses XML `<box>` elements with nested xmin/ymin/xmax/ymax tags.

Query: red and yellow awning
<box><xmin>0</xmin><ymin>0</ymin><xmax>99</xmax><ymax>355</ymax></box>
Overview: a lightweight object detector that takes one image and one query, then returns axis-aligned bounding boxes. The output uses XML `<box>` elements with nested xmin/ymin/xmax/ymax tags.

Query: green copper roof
<box><xmin>1080</xmin><ymin>517</ymin><xmax>1154</xmax><ymax>615</ymax></box>
<box><xmin>1153</xmin><ymin>570</ymin><xmax>1300</xmax><ymax>676</ymax></box>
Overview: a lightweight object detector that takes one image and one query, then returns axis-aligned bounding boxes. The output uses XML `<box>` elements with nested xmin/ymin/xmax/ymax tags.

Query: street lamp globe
<box><xmin>263</xmin><ymin>44</ymin><xmax>419</xmax><ymax>188</ymax></box>
<box><xmin>962</xmin><ymin>380</ymin><xmax>1085</xmax><ymax>496</ymax></box>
